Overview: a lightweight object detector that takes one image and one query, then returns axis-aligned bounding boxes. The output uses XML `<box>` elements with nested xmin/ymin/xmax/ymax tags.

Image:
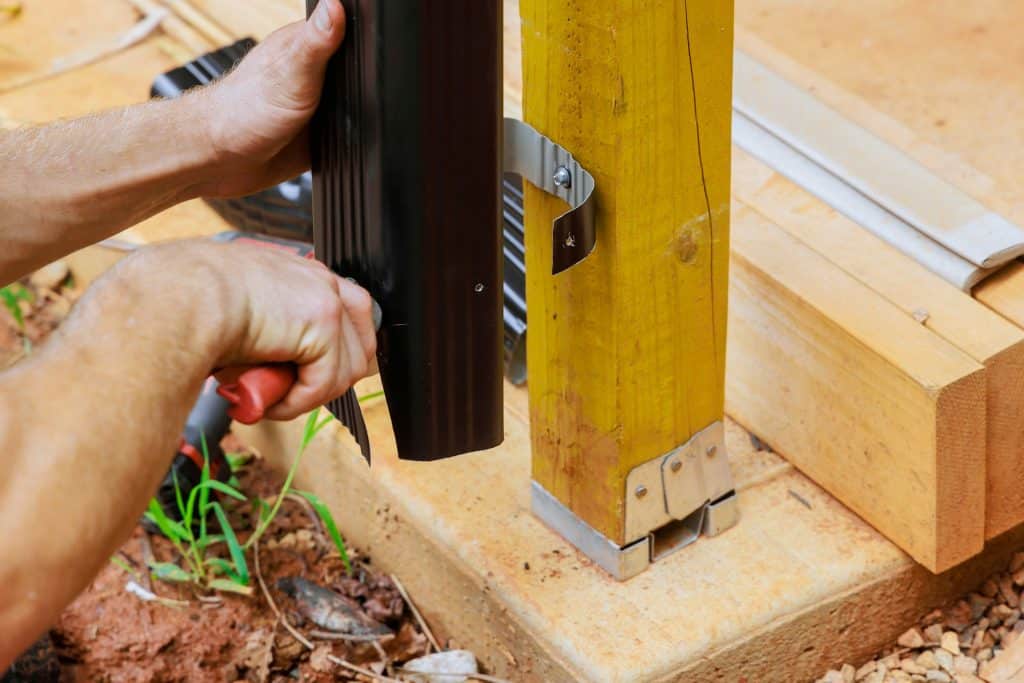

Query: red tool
<box><xmin>216</xmin><ymin>288</ymin><xmax>382</xmax><ymax>425</ymax></box>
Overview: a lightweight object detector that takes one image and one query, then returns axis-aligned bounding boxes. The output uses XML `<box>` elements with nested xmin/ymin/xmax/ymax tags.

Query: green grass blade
<box><xmin>357</xmin><ymin>390</ymin><xmax>385</xmax><ymax>403</ymax></box>
<box><xmin>149</xmin><ymin>561</ymin><xmax>192</xmax><ymax>583</ymax></box>
<box><xmin>292</xmin><ymin>490</ymin><xmax>351</xmax><ymax>575</ymax></box>
<box><xmin>211</xmin><ymin>502</ymin><xmax>248</xmax><ymax>585</ymax></box>
<box><xmin>209</xmin><ymin>578</ymin><xmax>254</xmax><ymax>596</ymax></box>
<box><xmin>192</xmin><ymin>479</ymin><xmax>247</xmax><ymax>502</ymax></box>
<box><xmin>146</xmin><ymin>499</ymin><xmax>186</xmax><ymax>543</ymax></box>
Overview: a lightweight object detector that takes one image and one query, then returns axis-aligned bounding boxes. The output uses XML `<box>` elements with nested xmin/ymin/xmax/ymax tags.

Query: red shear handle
<box><xmin>217</xmin><ymin>364</ymin><xmax>297</xmax><ymax>424</ymax></box>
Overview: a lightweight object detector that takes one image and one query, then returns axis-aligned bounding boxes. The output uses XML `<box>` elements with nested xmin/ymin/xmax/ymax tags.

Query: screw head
<box><xmin>635</xmin><ymin>485</ymin><xmax>648</xmax><ymax>499</ymax></box>
<box><xmin>553</xmin><ymin>165</ymin><xmax>572</xmax><ymax>189</ymax></box>
<box><xmin>706</xmin><ymin>445</ymin><xmax>718</xmax><ymax>458</ymax></box>
<box><xmin>670</xmin><ymin>460</ymin><xmax>682</xmax><ymax>473</ymax></box>
<box><xmin>474</xmin><ymin>283</ymin><xmax>485</xmax><ymax>293</ymax></box>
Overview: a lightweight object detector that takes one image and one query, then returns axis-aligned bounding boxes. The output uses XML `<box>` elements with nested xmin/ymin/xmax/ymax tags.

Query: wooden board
<box><xmin>733</xmin><ymin>148</ymin><xmax>1024</xmax><ymax>540</ymax></box>
<box><xmin>519</xmin><ymin>0</ymin><xmax>733</xmax><ymax>545</ymax></box>
<box><xmin>727</xmin><ymin>204</ymin><xmax>987</xmax><ymax>571</ymax></box>
<box><xmin>734</xmin><ymin>0</ymin><xmax>1024</xmax><ymax>345</ymax></box>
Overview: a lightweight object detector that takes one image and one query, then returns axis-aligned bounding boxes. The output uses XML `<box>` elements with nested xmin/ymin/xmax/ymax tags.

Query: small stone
<box><xmin>952</xmin><ymin>656</ymin><xmax>977</xmax><ymax>675</ymax></box>
<box><xmin>925</xmin><ymin>672</ymin><xmax>950</xmax><ymax>683</ymax></box>
<box><xmin>971</xmin><ymin>628</ymin><xmax>987</xmax><ymax>652</ymax></box>
<box><xmin>403</xmin><ymin>650</ymin><xmax>479</xmax><ymax>683</ymax></box>
<box><xmin>1008</xmin><ymin>610</ymin><xmax>1022</xmax><ymax>629</ymax></box>
<box><xmin>941</xmin><ymin>632</ymin><xmax>961</xmax><ymax>655</ymax></box>
<box><xmin>28</xmin><ymin>259</ymin><xmax>69</xmax><ymax>291</ymax></box>
<box><xmin>982</xmin><ymin>579</ymin><xmax>1001</xmax><ymax>599</ymax></box>
<box><xmin>820</xmin><ymin>671</ymin><xmax>844</xmax><ymax>683</ymax></box>
<box><xmin>924</xmin><ymin>625</ymin><xmax>945</xmax><ymax>645</ymax></box>
<box><xmin>863</xmin><ymin>672</ymin><xmax>885</xmax><ymax>683</ymax></box>
<box><xmin>946</xmin><ymin>602</ymin><xmax>973</xmax><ymax>632</ymax></box>
<box><xmin>934</xmin><ymin>649</ymin><xmax>954</xmax><ymax>673</ymax></box>
<box><xmin>841</xmin><ymin>663</ymin><xmax>856</xmax><ymax>683</ymax></box>
<box><xmin>991</xmin><ymin>604</ymin><xmax>1014</xmax><ymax>622</ymax></box>
<box><xmin>899</xmin><ymin>628</ymin><xmax>926</xmax><ymax>649</ymax></box>
<box><xmin>967</xmin><ymin>594</ymin><xmax>993</xmax><ymax>620</ymax></box>
<box><xmin>888</xmin><ymin>671</ymin><xmax>911</xmax><ymax>682</ymax></box>
<box><xmin>953</xmin><ymin>675</ymin><xmax>985</xmax><ymax>683</ymax></box>
<box><xmin>901</xmin><ymin>660</ymin><xmax>927</xmax><ymax>675</ymax></box>
<box><xmin>880</xmin><ymin>653</ymin><xmax>901</xmax><ymax>669</ymax></box>
<box><xmin>916</xmin><ymin>651</ymin><xmax>938</xmax><ymax>669</ymax></box>
<box><xmin>1000</xmin><ymin>575</ymin><xmax>1020</xmax><ymax>607</ymax></box>
<box><xmin>1010</xmin><ymin>552</ymin><xmax>1024</xmax><ymax>574</ymax></box>
<box><xmin>856</xmin><ymin>661</ymin><xmax>878</xmax><ymax>680</ymax></box>
<box><xmin>976</xmin><ymin>648</ymin><xmax>992</xmax><ymax>662</ymax></box>
<box><xmin>923</xmin><ymin>609</ymin><xmax>945</xmax><ymax>626</ymax></box>
<box><xmin>1014</xmin><ymin>568</ymin><xmax>1024</xmax><ymax>587</ymax></box>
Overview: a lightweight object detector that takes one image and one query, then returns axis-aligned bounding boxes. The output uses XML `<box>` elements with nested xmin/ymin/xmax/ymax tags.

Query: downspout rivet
<box><xmin>706</xmin><ymin>445</ymin><xmax>718</xmax><ymax>458</ymax></box>
<box><xmin>635</xmin><ymin>485</ymin><xmax>648</xmax><ymax>499</ymax></box>
<box><xmin>670</xmin><ymin>460</ymin><xmax>682</xmax><ymax>473</ymax></box>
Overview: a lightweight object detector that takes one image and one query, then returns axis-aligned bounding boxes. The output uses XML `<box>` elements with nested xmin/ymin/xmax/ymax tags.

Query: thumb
<box><xmin>295</xmin><ymin>0</ymin><xmax>346</xmax><ymax>78</ymax></box>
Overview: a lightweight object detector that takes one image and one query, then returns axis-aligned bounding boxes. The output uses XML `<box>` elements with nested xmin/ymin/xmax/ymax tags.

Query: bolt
<box><xmin>553</xmin><ymin>165</ymin><xmax>572</xmax><ymax>189</ymax></box>
<box><xmin>670</xmin><ymin>460</ymin><xmax>682</xmax><ymax>473</ymax></box>
<box><xmin>565</xmin><ymin>233</ymin><xmax>576</xmax><ymax>248</ymax></box>
<box><xmin>635</xmin><ymin>485</ymin><xmax>648</xmax><ymax>499</ymax></box>
<box><xmin>706</xmin><ymin>445</ymin><xmax>718</xmax><ymax>458</ymax></box>
<box><xmin>474</xmin><ymin>283</ymin><xmax>485</xmax><ymax>293</ymax></box>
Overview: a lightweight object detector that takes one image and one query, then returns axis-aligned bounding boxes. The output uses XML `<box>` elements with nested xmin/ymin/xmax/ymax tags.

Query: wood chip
<box><xmin>917</xmin><ymin>651</ymin><xmax>938</xmax><ymax>669</ymax></box>
<box><xmin>841</xmin><ymin>663</ymin><xmax>855</xmax><ymax>683</ymax></box>
<box><xmin>925</xmin><ymin>625</ymin><xmax>945</xmax><ymax>644</ymax></box>
<box><xmin>1010</xmin><ymin>552</ymin><xmax>1024</xmax><ymax>574</ymax></box>
<box><xmin>934</xmin><ymin>648</ymin><xmax>955</xmax><ymax>673</ymax></box>
<box><xmin>926</xmin><ymin>671</ymin><xmax>951</xmax><ymax>682</ymax></box>
<box><xmin>901</xmin><ymin>659</ymin><xmax>927</xmax><ymax>675</ymax></box>
<box><xmin>980</xmin><ymin>628</ymin><xmax>1024</xmax><ymax>682</ymax></box>
<box><xmin>855</xmin><ymin>660</ymin><xmax>877</xmax><ymax>680</ymax></box>
<box><xmin>1001</xmin><ymin>575</ymin><xmax>1020</xmax><ymax>608</ymax></box>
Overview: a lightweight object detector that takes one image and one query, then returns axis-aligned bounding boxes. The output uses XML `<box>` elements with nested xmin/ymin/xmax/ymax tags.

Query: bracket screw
<box><xmin>670</xmin><ymin>460</ymin><xmax>682</xmax><ymax>473</ymax></box>
<box><xmin>706</xmin><ymin>445</ymin><xmax>718</xmax><ymax>458</ymax></box>
<box><xmin>553</xmin><ymin>165</ymin><xmax>572</xmax><ymax>189</ymax></box>
<box><xmin>474</xmin><ymin>283</ymin><xmax>485</xmax><ymax>293</ymax></box>
<box><xmin>635</xmin><ymin>485</ymin><xmax>648</xmax><ymax>499</ymax></box>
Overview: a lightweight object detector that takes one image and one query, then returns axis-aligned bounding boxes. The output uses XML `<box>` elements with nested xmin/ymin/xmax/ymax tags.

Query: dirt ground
<box><xmin>0</xmin><ymin>269</ymin><xmax>457</xmax><ymax>682</ymax></box>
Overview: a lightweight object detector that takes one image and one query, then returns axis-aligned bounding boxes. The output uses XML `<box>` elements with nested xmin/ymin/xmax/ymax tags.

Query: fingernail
<box><xmin>313</xmin><ymin>0</ymin><xmax>333</xmax><ymax>33</ymax></box>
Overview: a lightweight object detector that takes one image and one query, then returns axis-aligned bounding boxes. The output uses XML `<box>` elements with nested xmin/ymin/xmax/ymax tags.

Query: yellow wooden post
<box><xmin>521</xmin><ymin>0</ymin><xmax>736</xmax><ymax>577</ymax></box>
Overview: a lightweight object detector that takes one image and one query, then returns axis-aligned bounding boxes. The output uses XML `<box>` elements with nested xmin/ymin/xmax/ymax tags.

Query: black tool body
<box><xmin>309</xmin><ymin>0</ymin><xmax>504</xmax><ymax>461</ymax></box>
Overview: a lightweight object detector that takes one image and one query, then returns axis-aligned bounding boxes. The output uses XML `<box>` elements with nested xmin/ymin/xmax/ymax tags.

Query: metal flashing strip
<box><xmin>733</xmin><ymin>112</ymin><xmax>994</xmax><ymax>292</ymax></box>
<box><xmin>734</xmin><ymin>50</ymin><xmax>1024</xmax><ymax>278</ymax></box>
<box><xmin>531</xmin><ymin>421</ymin><xmax>739</xmax><ymax>580</ymax></box>
<box><xmin>504</xmin><ymin>118</ymin><xmax>597</xmax><ymax>274</ymax></box>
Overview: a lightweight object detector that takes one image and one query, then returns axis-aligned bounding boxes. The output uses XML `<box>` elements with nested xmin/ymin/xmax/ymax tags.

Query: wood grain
<box><xmin>519</xmin><ymin>0</ymin><xmax>733</xmax><ymax>544</ymax></box>
<box><xmin>728</xmin><ymin>204</ymin><xmax>987</xmax><ymax>571</ymax></box>
<box><xmin>734</xmin><ymin>148</ymin><xmax>1024</xmax><ymax>540</ymax></box>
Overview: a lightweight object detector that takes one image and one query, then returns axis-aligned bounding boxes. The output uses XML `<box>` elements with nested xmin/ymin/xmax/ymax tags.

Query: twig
<box><xmin>125</xmin><ymin>0</ymin><xmax>211</xmax><ymax>55</ymax></box>
<box><xmin>308</xmin><ymin>629</ymin><xmax>393</xmax><ymax>643</ymax></box>
<box><xmin>254</xmin><ymin>536</ymin><xmax>314</xmax><ymax>649</ymax></box>
<box><xmin>286</xmin><ymin>492</ymin><xmax>324</xmax><ymax>536</ymax></box>
<box><xmin>391</xmin><ymin>574</ymin><xmax>441</xmax><ymax>653</ymax></box>
<box><xmin>326</xmin><ymin>655</ymin><xmax>405</xmax><ymax>683</ymax></box>
<box><xmin>158</xmin><ymin>0</ymin><xmax>234</xmax><ymax>45</ymax></box>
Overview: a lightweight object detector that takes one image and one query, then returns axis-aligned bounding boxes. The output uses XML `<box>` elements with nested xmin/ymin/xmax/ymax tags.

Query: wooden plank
<box><xmin>0</xmin><ymin>0</ymin><xmax>141</xmax><ymax>91</ymax></box>
<box><xmin>727</xmin><ymin>204</ymin><xmax>987</xmax><ymax>571</ymax></box>
<box><xmin>187</xmin><ymin>0</ymin><xmax>299</xmax><ymax>41</ymax></box>
<box><xmin>733</xmin><ymin>148</ymin><xmax>1024</xmax><ymax>540</ymax></box>
<box><xmin>519</xmin><ymin>0</ymin><xmax>733</xmax><ymax>545</ymax></box>
<box><xmin>976</xmin><ymin>265</ymin><xmax>1024</xmax><ymax>330</ymax></box>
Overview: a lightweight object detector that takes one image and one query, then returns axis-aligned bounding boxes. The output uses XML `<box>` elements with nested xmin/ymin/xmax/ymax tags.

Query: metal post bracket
<box><xmin>504</xmin><ymin>118</ymin><xmax>597</xmax><ymax>274</ymax></box>
<box><xmin>531</xmin><ymin>421</ymin><xmax>739</xmax><ymax>580</ymax></box>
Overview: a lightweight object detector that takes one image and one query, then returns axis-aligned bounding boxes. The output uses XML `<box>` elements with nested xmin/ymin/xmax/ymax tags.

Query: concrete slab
<box><xmin>236</xmin><ymin>386</ymin><xmax>1024</xmax><ymax>682</ymax></box>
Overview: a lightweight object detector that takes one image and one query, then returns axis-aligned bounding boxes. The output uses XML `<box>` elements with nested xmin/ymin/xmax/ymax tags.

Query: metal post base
<box><xmin>530</xmin><ymin>421</ymin><xmax>740</xmax><ymax>580</ymax></box>
<box><xmin>531</xmin><ymin>483</ymin><xmax>740</xmax><ymax>581</ymax></box>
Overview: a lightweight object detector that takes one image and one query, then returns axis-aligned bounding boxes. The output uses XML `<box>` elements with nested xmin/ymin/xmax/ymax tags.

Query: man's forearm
<box><xmin>0</xmin><ymin>251</ymin><xmax>230</xmax><ymax>668</ymax></box>
<box><xmin>0</xmin><ymin>93</ymin><xmax>218</xmax><ymax>283</ymax></box>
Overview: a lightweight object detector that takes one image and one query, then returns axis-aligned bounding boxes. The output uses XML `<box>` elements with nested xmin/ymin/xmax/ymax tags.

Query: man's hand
<box><xmin>84</xmin><ymin>239</ymin><xmax>377</xmax><ymax>420</ymax></box>
<box><xmin>200</xmin><ymin>0</ymin><xmax>346</xmax><ymax>198</ymax></box>
<box><xmin>0</xmin><ymin>0</ymin><xmax>347</xmax><ymax>283</ymax></box>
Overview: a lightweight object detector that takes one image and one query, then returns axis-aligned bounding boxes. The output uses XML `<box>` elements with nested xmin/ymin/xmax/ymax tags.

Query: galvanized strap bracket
<box><xmin>504</xmin><ymin>118</ymin><xmax>597</xmax><ymax>274</ymax></box>
<box><xmin>531</xmin><ymin>421</ymin><xmax>739</xmax><ymax>580</ymax></box>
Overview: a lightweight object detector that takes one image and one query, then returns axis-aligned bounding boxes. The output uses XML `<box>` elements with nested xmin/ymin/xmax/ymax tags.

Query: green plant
<box><xmin>0</xmin><ymin>283</ymin><xmax>32</xmax><ymax>328</ymax></box>
<box><xmin>245</xmin><ymin>409</ymin><xmax>353</xmax><ymax>574</ymax></box>
<box><xmin>144</xmin><ymin>436</ymin><xmax>253</xmax><ymax>595</ymax></box>
<box><xmin>145</xmin><ymin>408</ymin><xmax>354</xmax><ymax>596</ymax></box>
